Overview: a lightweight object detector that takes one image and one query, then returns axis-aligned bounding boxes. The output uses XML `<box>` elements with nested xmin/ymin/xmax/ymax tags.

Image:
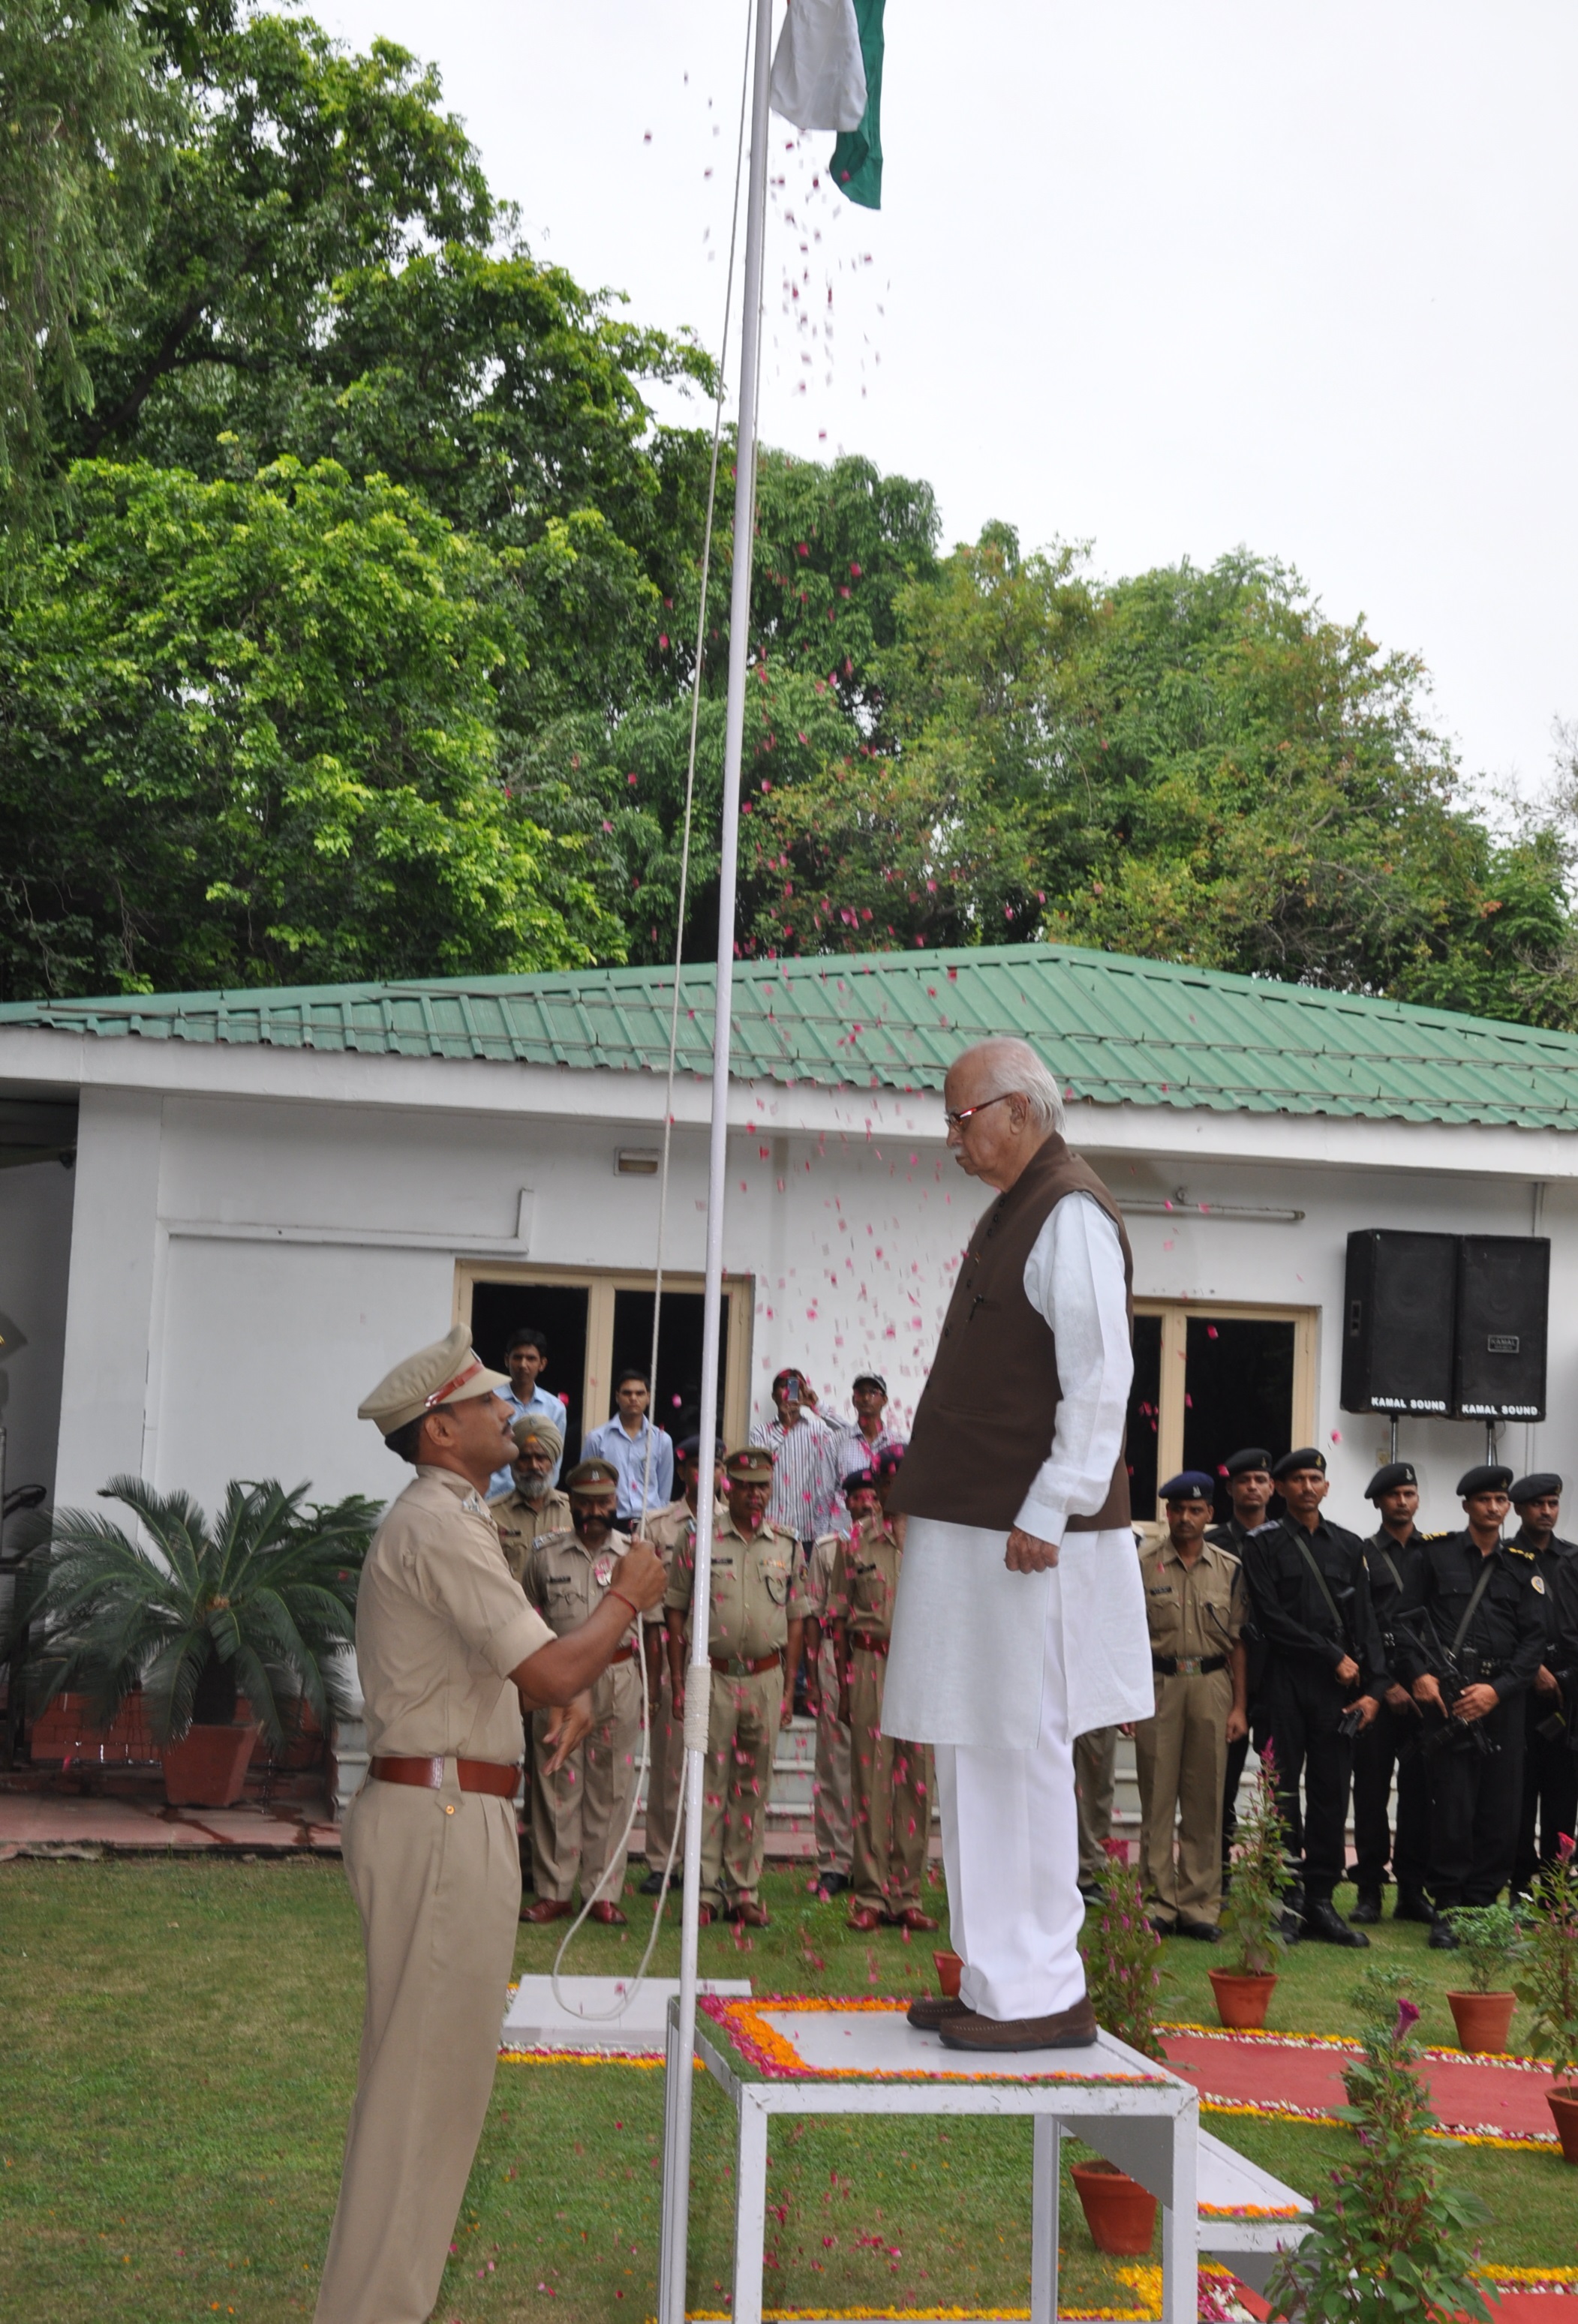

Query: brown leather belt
<box><xmin>849</xmin><ymin>1632</ymin><xmax>889</xmax><ymax>1656</ymax></box>
<box><xmin>710</xmin><ymin>1651</ymin><xmax>782</xmax><ymax>1677</ymax></box>
<box><xmin>369</xmin><ymin>1755</ymin><xmax>521</xmax><ymax>1796</ymax></box>
<box><xmin>610</xmin><ymin>1642</ymin><xmax>638</xmax><ymax>1666</ymax></box>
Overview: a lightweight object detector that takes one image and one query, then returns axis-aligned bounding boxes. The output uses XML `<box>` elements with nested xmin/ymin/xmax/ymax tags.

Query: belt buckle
<box><xmin>1178</xmin><ymin>1655</ymin><xmax>1200</xmax><ymax>1676</ymax></box>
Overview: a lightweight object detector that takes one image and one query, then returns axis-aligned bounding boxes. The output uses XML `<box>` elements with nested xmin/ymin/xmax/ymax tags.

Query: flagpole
<box><xmin>657</xmin><ymin>0</ymin><xmax>774</xmax><ymax>2315</ymax></box>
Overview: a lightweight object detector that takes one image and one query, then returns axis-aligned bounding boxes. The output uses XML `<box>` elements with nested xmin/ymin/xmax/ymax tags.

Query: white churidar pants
<box><xmin>933</xmin><ymin>1564</ymin><xmax>1085</xmax><ymax>2019</ymax></box>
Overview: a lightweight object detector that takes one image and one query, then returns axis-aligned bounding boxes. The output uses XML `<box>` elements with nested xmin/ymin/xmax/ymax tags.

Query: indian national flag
<box><xmin>769</xmin><ymin>0</ymin><xmax>886</xmax><ymax>210</ymax></box>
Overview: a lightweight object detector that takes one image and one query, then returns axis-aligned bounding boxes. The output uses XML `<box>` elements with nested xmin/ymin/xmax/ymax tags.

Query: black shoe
<box><xmin>1175</xmin><ymin>1917</ymin><xmax>1222</xmax><ymax>1943</ymax></box>
<box><xmin>1428</xmin><ymin>1917</ymin><xmax>1461</xmax><ymax>1951</ymax></box>
<box><xmin>1303</xmin><ymin>1898</ymin><xmax>1369</xmax><ymax>1947</ymax></box>
<box><xmin>1393</xmin><ymin>1889</ymin><xmax>1435</xmax><ymax>1925</ymax></box>
<box><xmin>1147</xmin><ymin>1914</ymin><xmax>1177</xmax><ymax>1936</ymax></box>
<box><xmin>638</xmin><ymin>1869</ymin><xmax>667</xmax><ymax>1896</ymax></box>
<box><xmin>1349</xmin><ymin>1888</ymin><xmax>1383</xmax><ymax>1925</ymax></box>
<box><xmin>817</xmin><ymin>1870</ymin><xmax>850</xmax><ymax>1899</ymax></box>
<box><xmin>1279</xmin><ymin>1908</ymin><xmax>1303</xmax><ymax>1944</ymax></box>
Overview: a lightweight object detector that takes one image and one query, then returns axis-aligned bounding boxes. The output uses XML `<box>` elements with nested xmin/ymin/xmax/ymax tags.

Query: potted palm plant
<box><xmin>1075</xmin><ymin>1845</ymin><xmax>1166</xmax><ymax>2255</ymax></box>
<box><xmin>1443</xmin><ymin>1903</ymin><xmax>1524</xmax><ymax>2054</ymax></box>
<box><xmin>1516</xmin><ymin>1833</ymin><xmax>1578</xmax><ymax>2163</ymax></box>
<box><xmin>1212</xmin><ymin>1749</ymin><xmax>1290</xmax><ymax>2029</ymax></box>
<box><xmin>12</xmin><ymin>1476</ymin><xmax>376</xmax><ymax>1806</ymax></box>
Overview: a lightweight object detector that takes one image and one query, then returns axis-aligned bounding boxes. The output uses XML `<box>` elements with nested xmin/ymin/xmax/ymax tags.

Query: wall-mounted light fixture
<box><xmin>615</xmin><ymin>1148</ymin><xmax>660</xmax><ymax>1176</ymax></box>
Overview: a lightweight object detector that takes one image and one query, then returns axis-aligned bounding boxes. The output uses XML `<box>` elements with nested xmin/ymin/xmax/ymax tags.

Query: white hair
<box><xmin>951</xmin><ymin>1036</ymin><xmax>1067</xmax><ymax>1134</ymax></box>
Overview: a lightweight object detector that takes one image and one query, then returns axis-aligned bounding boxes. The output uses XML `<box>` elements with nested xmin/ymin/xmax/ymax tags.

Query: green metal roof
<box><xmin>2</xmin><ymin>941</ymin><xmax>1576</xmax><ymax>1131</ymax></box>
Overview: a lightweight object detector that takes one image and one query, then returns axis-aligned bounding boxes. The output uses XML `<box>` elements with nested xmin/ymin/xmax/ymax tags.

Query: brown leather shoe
<box><xmin>520</xmin><ymin>1896</ymin><xmax>573</xmax><ymax>1924</ymax></box>
<box><xmin>731</xmin><ymin>1898</ymin><xmax>771</xmax><ymax>1928</ymax></box>
<box><xmin>938</xmin><ymin>1995</ymin><xmax>1099</xmax><ymax>2052</ymax></box>
<box><xmin>887</xmin><ymin>1907</ymin><xmax>939</xmax><ymax>1932</ymax></box>
<box><xmin>906</xmin><ymin>1992</ymin><xmax>969</xmax><ymax>2030</ymax></box>
<box><xmin>588</xmin><ymin>1899</ymin><xmax>627</xmax><ymax>1926</ymax></box>
<box><xmin>846</xmin><ymin>1906</ymin><xmax>883</xmax><ymax>1932</ymax></box>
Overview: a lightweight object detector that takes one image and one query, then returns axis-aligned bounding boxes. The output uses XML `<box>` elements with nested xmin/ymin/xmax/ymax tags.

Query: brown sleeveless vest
<box><xmin>890</xmin><ymin>1135</ymin><xmax>1134</xmax><ymax>1533</ymax></box>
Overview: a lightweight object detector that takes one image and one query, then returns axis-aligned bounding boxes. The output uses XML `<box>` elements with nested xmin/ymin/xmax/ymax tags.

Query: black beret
<box><xmin>1509</xmin><ymin>1473</ymin><xmax>1562</xmax><ymax>1504</ymax></box>
<box><xmin>675</xmin><ymin>1434</ymin><xmax>726</xmax><ymax>1461</ymax></box>
<box><xmin>1223</xmin><ymin>1446</ymin><xmax>1274</xmax><ymax>1478</ymax></box>
<box><xmin>843</xmin><ymin>1466</ymin><xmax>880</xmax><ymax>1497</ymax></box>
<box><xmin>1272</xmin><ymin>1447</ymin><xmax>1327</xmax><ymax>1481</ymax></box>
<box><xmin>1159</xmin><ymin>1470</ymin><xmax>1216</xmax><ymax>1502</ymax></box>
<box><xmin>1456</xmin><ymin>1464</ymin><xmax>1513</xmax><ymax>1498</ymax></box>
<box><xmin>1365</xmin><ymin>1461</ymin><xmax>1417</xmax><ymax>1500</ymax></box>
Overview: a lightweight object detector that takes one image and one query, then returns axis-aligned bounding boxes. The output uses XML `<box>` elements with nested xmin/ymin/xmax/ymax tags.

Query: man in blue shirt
<box><xmin>581</xmin><ymin>1368</ymin><xmax>675</xmax><ymax>1521</ymax></box>
<box><xmin>488</xmin><ymin>1325</ymin><xmax>569</xmax><ymax>1499</ymax></box>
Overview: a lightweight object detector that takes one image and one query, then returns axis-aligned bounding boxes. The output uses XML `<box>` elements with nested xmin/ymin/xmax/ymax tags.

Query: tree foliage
<box><xmin>2</xmin><ymin>5</ymin><xmax>1575</xmax><ymax>1025</ymax></box>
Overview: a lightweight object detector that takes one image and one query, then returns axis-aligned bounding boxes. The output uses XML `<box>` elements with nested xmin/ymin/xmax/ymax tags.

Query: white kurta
<box><xmin>884</xmin><ymin>1191</ymin><xmax>1153</xmax><ymax>1752</ymax></box>
<box><xmin>883</xmin><ymin>1186</ymin><xmax>1153</xmax><ymax>2022</ymax></box>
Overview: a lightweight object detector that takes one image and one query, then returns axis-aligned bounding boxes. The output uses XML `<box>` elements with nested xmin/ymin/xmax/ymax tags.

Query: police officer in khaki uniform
<box><xmin>314</xmin><ymin>1325</ymin><xmax>666</xmax><ymax>2324</ymax></box>
<box><xmin>799</xmin><ymin>1468</ymin><xmax>870</xmax><ymax>1901</ymax></box>
<box><xmin>518</xmin><ymin>1458</ymin><xmax>645</xmax><ymax>1927</ymax></box>
<box><xmin>665</xmin><ymin>1446</ymin><xmax>807</xmax><ymax>1926</ymax></box>
<box><xmin>830</xmin><ymin>1449</ymin><xmax>937</xmax><ymax>1932</ymax></box>
<box><xmin>1133</xmin><ymin>1471</ymin><xmax>1248</xmax><ymax>1939</ymax></box>
<box><xmin>637</xmin><ymin>1434</ymin><xmax>723</xmax><ymax>1895</ymax></box>
<box><xmin>491</xmin><ymin>1411</ymin><xmax>570</xmax><ymax>1581</ymax></box>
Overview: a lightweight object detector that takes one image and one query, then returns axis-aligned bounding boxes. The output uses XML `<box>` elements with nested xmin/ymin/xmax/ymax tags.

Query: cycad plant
<box><xmin>11</xmin><ymin>1476</ymin><xmax>378</xmax><ymax>1749</ymax></box>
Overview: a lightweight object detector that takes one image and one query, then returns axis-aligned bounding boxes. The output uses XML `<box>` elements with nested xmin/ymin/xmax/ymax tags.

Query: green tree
<box><xmin>0</xmin><ymin>457</ymin><xmax>619</xmax><ymax>997</ymax></box>
<box><xmin>0</xmin><ymin>0</ymin><xmax>172</xmax><ymax>533</ymax></box>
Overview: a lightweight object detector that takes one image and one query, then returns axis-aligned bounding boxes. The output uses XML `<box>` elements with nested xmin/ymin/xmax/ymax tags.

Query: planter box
<box><xmin>161</xmin><ymin>1722</ymin><xmax>260</xmax><ymax>1807</ymax></box>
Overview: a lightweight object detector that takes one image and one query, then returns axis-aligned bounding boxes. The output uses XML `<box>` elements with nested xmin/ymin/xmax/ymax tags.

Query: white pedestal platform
<box><xmin>502</xmin><ymin>1974</ymin><xmax>752</xmax><ymax>2053</ymax></box>
<box><xmin>676</xmin><ymin>1998</ymin><xmax>1218</xmax><ymax>2324</ymax></box>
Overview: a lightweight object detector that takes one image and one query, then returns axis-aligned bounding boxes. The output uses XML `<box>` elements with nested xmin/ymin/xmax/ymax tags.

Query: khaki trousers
<box><xmin>699</xmin><ymin>1664</ymin><xmax>782</xmax><ymax>1908</ymax></box>
<box><xmin>314</xmin><ymin>1774</ymin><xmax>519</xmax><ymax>2324</ymax></box>
<box><xmin>1135</xmin><ymin>1670</ymin><xmax>1231</xmax><ymax>1926</ymax></box>
<box><xmin>1075</xmin><ymin>1725</ymin><xmax>1118</xmax><ymax>1887</ymax></box>
<box><xmin>530</xmin><ymin>1661</ymin><xmax>642</xmax><ymax>1903</ymax></box>
<box><xmin>813</xmin><ymin>1634</ymin><xmax>852</xmax><ymax>1876</ymax></box>
<box><xmin>849</xmin><ymin>1647</ymin><xmax>932</xmax><ymax>1915</ymax></box>
<box><xmin>643</xmin><ymin>1654</ymin><xmax>685</xmax><ymax>1872</ymax></box>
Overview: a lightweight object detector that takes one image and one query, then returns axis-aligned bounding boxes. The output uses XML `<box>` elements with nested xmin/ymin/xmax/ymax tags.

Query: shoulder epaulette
<box><xmin>1504</xmin><ymin>1540</ymin><xmax>1535</xmax><ymax>1562</ymax></box>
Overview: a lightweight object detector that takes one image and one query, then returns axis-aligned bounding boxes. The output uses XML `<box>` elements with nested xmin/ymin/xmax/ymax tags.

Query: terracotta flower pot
<box><xmin>1445</xmin><ymin>1989</ymin><xmax>1516</xmax><ymax>2055</ymax></box>
<box><xmin>1549</xmin><ymin>2085</ymin><xmax>1578</xmax><ymax>2166</ymax></box>
<box><xmin>1071</xmin><ymin>2158</ymin><xmax>1157</xmax><ymax>2256</ymax></box>
<box><xmin>1208</xmin><ymin>1968</ymin><xmax>1278</xmax><ymax>2030</ymax></box>
<box><xmin>161</xmin><ymin>1722</ymin><xmax>260</xmax><ymax>1807</ymax></box>
<box><xmin>933</xmin><ymin>1949</ymin><xmax>963</xmax><ymax>1998</ymax></box>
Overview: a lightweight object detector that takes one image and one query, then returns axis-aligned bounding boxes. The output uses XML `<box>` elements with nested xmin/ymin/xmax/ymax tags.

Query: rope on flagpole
<box><xmin>545</xmin><ymin>0</ymin><xmax>756</xmax><ymax>2028</ymax></box>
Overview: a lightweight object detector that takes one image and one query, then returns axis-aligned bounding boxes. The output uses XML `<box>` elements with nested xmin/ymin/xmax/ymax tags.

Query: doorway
<box><xmin>468</xmin><ymin>1281</ymin><xmax>589</xmax><ymax>1452</ymax></box>
<box><xmin>1126</xmin><ymin>1302</ymin><xmax>1315</xmax><ymax>1525</ymax></box>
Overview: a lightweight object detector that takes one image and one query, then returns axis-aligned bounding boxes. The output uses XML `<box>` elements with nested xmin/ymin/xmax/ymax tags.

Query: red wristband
<box><xmin>607</xmin><ymin>1587</ymin><xmax>640</xmax><ymax>1626</ymax></box>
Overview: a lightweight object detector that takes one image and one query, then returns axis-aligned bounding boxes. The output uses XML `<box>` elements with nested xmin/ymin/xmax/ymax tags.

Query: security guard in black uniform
<box><xmin>1240</xmin><ymin>1448</ymin><xmax>1385</xmax><ymax>1946</ymax></box>
<box><xmin>1507</xmin><ymin>1473</ymin><xmax>1578</xmax><ymax>1898</ymax></box>
<box><xmin>1208</xmin><ymin>1447</ymin><xmax>1276</xmax><ymax>1878</ymax></box>
<box><xmin>1350</xmin><ymin>1461</ymin><xmax>1432</xmax><ymax>1925</ymax></box>
<box><xmin>1402</xmin><ymin>1463</ymin><xmax>1546</xmax><ymax>1944</ymax></box>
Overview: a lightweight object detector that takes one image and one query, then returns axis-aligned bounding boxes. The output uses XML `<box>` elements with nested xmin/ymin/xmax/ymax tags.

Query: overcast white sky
<box><xmin>317</xmin><ymin>0</ymin><xmax>1578</xmax><ymax>806</ymax></box>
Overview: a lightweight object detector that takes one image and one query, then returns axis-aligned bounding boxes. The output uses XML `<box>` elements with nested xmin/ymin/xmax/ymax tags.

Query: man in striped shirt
<box><xmin>832</xmin><ymin>1372</ymin><xmax>906</xmax><ymax>1503</ymax></box>
<box><xmin>749</xmin><ymin>1368</ymin><xmax>840</xmax><ymax>1554</ymax></box>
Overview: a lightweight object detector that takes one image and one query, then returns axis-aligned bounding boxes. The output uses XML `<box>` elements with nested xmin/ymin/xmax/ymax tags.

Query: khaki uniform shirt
<box><xmin>1138</xmin><ymin>1535</ymin><xmax>1246</xmax><ymax>1665</ymax></box>
<box><xmin>356</xmin><ymin>1466</ymin><xmax>553</xmax><ymax>1762</ymax></box>
<box><xmin>521</xmin><ymin>1525</ymin><xmax>633</xmax><ymax>1641</ymax></box>
<box><xmin>828</xmin><ymin>1515</ymin><xmax>903</xmax><ymax>1643</ymax></box>
<box><xmin>493</xmin><ymin>1487</ymin><xmax>572</xmax><ymax>1582</ymax></box>
<box><xmin>802</xmin><ymin>1530</ymin><xmax>844</xmax><ymax>1626</ymax></box>
<box><xmin>665</xmin><ymin>1509</ymin><xmax>810</xmax><ymax>1660</ymax></box>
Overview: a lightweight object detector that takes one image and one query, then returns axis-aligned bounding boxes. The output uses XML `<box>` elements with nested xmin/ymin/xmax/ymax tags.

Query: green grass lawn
<box><xmin>1</xmin><ymin>1856</ymin><xmax>1574</xmax><ymax>2324</ymax></box>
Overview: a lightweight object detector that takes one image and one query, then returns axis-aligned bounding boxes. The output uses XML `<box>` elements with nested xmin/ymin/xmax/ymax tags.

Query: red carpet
<box><xmin>1160</xmin><ymin>2020</ymin><xmax>1560</xmax><ymax>2149</ymax></box>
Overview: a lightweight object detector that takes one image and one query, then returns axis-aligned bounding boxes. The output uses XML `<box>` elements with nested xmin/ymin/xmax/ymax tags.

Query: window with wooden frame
<box><xmin>1129</xmin><ymin>1302</ymin><xmax>1317</xmax><ymax>1527</ymax></box>
<box><xmin>454</xmin><ymin>1262</ymin><xmax>753</xmax><ymax>1458</ymax></box>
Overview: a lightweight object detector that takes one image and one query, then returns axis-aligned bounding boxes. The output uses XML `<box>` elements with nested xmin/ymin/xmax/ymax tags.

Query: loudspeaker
<box><xmin>1454</xmin><ymin>1236</ymin><xmax>1549</xmax><ymax>1420</ymax></box>
<box><xmin>1341</xmin><ymin>1230</ymin><xmax>1456</xmax><ymax>1416</ymax></box>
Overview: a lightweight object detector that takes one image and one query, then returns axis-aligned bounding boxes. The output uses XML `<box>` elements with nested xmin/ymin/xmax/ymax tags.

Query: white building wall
<box><xmin>0</xmin><ymin>1153</ymin><xmax>77</xmax><ymax>1506</ymax></box>
<box><xmin>26</xmin><ymin>1064</ymin><xmax>1577</xmax><ymax>1537</ymax></box>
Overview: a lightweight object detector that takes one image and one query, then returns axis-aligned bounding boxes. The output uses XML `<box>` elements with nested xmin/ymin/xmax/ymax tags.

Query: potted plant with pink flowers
<box><xmin>1074</xmin><ymin>1843</ymin><xmax>1167</xmax><ymax>2255</ymax></box>
<box><xmin>1516</xmin><ymin>1832</ymin><xmax>1578</xmax><ymax>2163</ymax></box>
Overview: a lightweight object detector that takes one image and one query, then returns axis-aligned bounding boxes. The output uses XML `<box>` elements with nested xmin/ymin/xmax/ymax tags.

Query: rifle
<box><xmin>1402</xmin><ymin>1607</ymin><xmax>1498</xmax><ymax>1764</ymax></box>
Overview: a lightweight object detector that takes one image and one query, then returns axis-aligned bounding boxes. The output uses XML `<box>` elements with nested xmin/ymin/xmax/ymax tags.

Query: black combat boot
<box><xmin>1348</xmin><ymin>1887</ymin><xmax>1383</xmax><ymax>1925</ymax></box>
<box><xmin>1303</xmin><ymin>1897</ymin><xmax>1369</xmax><ymax>1947</ymax></box>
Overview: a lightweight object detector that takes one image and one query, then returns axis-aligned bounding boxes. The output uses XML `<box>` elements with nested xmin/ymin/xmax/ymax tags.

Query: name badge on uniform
<box><xmin>593</xmin><ymin>1553</ymin><xmax>615</xmax><ymax>1590</ymax></box>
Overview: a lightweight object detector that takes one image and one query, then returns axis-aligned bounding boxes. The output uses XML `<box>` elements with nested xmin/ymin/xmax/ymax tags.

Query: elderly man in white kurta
<box><xmin>885</xmin><ymin>1037</ymin><xmax>1152</xmax><ymax>2051</ymax></box>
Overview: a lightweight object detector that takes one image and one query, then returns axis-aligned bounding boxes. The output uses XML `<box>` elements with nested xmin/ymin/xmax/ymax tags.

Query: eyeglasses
<box><xmin>943</xmin><ymin>1092</ymin><xmax>1014</xmax><ymax>1131</ymax></box>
